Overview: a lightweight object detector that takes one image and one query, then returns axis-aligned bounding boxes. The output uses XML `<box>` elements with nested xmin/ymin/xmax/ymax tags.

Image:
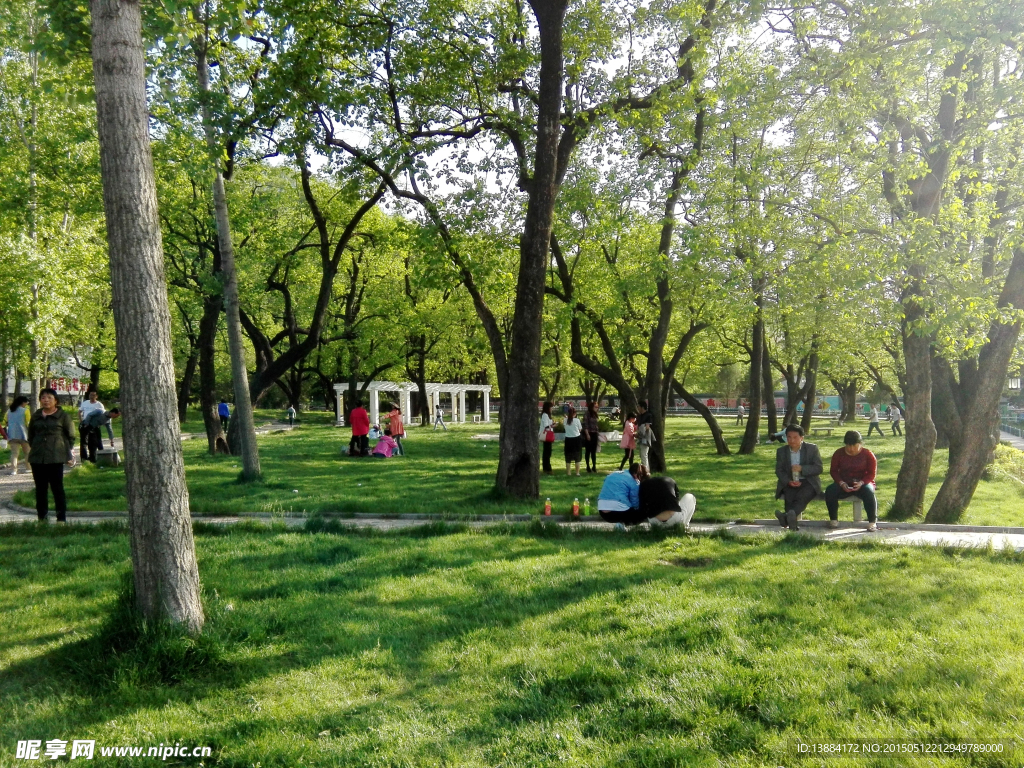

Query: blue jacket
<box><xmin>598</xmin><ymin>470</ymin><xmax>640</xmax><ymax>509</ymax></box>
<box><xmin>218</xmin><ymin>402</ymin><xmax>230</xmax><ymax>418</ymax></box>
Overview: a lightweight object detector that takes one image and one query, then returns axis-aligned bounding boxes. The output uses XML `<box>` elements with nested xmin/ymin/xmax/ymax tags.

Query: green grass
<box><xmin>1</xmin><ymin>523</ymin><xmax>1023</xmax><ymax>766</ymax></box>
<box><xmin>12</xmin><ymin>415</ymin><xmax>1024</xmax><ymax>526</ymax></box>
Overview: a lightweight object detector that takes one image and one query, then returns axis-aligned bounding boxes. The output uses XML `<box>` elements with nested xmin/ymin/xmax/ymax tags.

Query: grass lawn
<box><xmin>1</xmin><ymin>523</ymin><xmax>1023</xmax><ymax>766</ymax></box>
<box><xmin>11</xmin><ymin>415</ymin><xmax>1024</xmax><ymax>525</ymax></box>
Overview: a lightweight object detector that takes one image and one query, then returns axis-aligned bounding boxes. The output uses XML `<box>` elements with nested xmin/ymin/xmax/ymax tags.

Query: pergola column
<box><xmin>483</xmin><ymin>390</ymin><xmax>490</xmax><ymax>422</ymax></box>
<box><xmin>458</xmin><ymin>389</ymin><xmax>467</xmax><ymax>423</ymax></box>
<box><xmin>400</xmin><ymin>390</ymin><xmax>412</xmax><ymax>425</ymax></box>
<box><xmin>335</xmin><ymin>389</ymin><xmax>345</xmax><ymax>426</ymax></box>
<box><xmin>370</xmin><ymin>388</ymin><xmax>380</xmax><ymax>426</ymax></box>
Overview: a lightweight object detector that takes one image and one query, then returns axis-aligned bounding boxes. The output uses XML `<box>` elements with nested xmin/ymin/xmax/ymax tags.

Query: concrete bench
<box><xmin>96</xmin><ymin>449</ymin><xmax>121</xmax><ymax>468</ymax></box>
<box><xmin>473</xmin><ymin>415</ymin><xmax>481</xmax><ymax>423</ymax></box>
<box><xmin>848</xmin><ymin>498</ymin><xmax>863</xmax><ymax>522</ymax></box>
<box><xmin>811</xmin><ymin>427</ymin><xmax>834</xmax><ymax>436</ymax></box>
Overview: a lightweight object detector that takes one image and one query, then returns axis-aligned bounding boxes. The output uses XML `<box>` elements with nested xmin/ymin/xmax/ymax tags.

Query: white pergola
<box><xmin>333</xmin><ymin>381</ymin><xmax>491</xmax><ymax>426</ymax></box>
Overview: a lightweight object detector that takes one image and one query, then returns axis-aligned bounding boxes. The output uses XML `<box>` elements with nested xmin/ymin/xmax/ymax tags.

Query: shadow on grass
<box><xmin>4</xmin><ymin>523</ymin><xmax>1024</xmax><ymax>766</ymax></box>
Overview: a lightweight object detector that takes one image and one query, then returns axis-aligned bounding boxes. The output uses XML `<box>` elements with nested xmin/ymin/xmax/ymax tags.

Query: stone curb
<box><xmin>7</xmin><ymin>498</ymin><xmax>1023</xmax><ymax>537</ymax></box>
<box><xmin>749</xmin><ymin>518</ymin><xmax>1024</xmax><ymax>534</ymax></box>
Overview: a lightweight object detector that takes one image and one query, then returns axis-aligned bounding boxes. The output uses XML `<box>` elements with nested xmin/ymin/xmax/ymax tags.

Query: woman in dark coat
<box><xmin>28</xmin><ymin>387</ymin><xmax>76</xmax><ymax>522</ymax></box>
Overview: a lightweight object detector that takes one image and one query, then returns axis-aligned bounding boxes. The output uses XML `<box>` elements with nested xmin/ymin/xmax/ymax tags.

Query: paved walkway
<box><xmin>3</xmin><ymin>421</ymin><xmax>1022</xmax><ymax>552</ymax></box>
<box><xmin>1001</xmin><ymin>430</ymin><xmax>1024</xmax><ymax>452</ymax></box>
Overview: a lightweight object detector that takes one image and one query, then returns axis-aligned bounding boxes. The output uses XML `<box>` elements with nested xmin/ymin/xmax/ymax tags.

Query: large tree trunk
<box><xmin>891</xmin><ymin>271</ymin><xmax>937</xmax><ymax>518</ymax></box>
<box><xmin>495</xmin><ymin>0</ymin><xmax>569</xmax><ymax>498</ymax></box>
<box><xmin>196</xmin><ymin>42</ymin><xmax>261</xmax><ymax>479</ymax></box>
<box><xmin>927</xmin><ymin>247</ymin><xmax>1024</xmax><ymax>522</ymax></box>
<box><xmin>89</xmin><ymin>0</ymin><xmax>203</xmax><ymax>630</ymax></box>
<box><xmin>674</xmin><ymin>380</ymin><xmax>730</xmax><ymax>455</ymax></box>
<box><xmin>197</xmin><ymin>293</ymin><xmax>223</xmax><ymax>452</ymax></box>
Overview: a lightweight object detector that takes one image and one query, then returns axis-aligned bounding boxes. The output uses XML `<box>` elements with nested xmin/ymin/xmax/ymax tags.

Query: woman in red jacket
<box><xmin>826</xmin><ymin>430</ymin><xmax>879</xmax><ymax>531</ymax></box>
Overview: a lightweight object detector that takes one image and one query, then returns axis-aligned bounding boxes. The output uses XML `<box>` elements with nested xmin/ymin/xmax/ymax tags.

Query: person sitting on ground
<box><xmin>371</xmin><ymin>429</ymin><xmax>398</xmax><ymax>458</ymax></box>
<box><xmin>639</xmin><ymin>472</ymin><xmax>696</xmax><ymax>529</ymax></box>
<box><xmin>773</xmin><ymin>424</ymin><xmax>823</xmax><ymax>531</ymax></box>
<box><xmin>826</xmin><ymin>430</ymin><xmax>879</xmax><ymax>531</ymax></box>
<box><xmin>369</xmin><ymin>423</ymin><xmax>383</xmax><ymax>440</ymax></box>
<box><xmin>349</xmin><ymin>400</ymin><xmax>370</xmax><ymax>456</ymax></box>
<box><xmin>597</xmin><ymin>463</ymin><xmax>643</xmax><ymax>529</ymax></box>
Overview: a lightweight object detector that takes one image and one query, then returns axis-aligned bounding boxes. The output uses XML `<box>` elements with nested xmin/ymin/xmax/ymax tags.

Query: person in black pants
<box><xmin>582</xmin><ymin>402</ymin><xmax>601</xmax><ymax>473</ymax></box>
<box><xmin>539</xmin><ymin>401</ymin><xmax>555</xmax><ymax>474</ymax></box>
<box><xmin>28</xmin><ymin>388</ymin><xmax>76</xmax><ymax>522</ymax></box>
<box><xmin>773</xmin><ymin>424</ymin><xmax>824</xmax><ymax>531</ymax></box>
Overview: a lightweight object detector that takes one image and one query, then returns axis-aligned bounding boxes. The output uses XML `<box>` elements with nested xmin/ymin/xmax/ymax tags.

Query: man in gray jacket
<box><xmin>774</xmin><ymin>424</ymin><xmax>823</xmax><ymax>530</ymax></box>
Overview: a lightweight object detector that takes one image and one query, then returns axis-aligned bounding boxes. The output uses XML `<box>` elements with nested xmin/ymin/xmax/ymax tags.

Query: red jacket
<box><xmin>830</xmin><ymin>447</ymin><xmax>877</xmax><ymax>485</ymax></box>
<box><xmin>350</xmin><ymin>407</ymin><xmax>370</xmax><ymax>436</ymax></box>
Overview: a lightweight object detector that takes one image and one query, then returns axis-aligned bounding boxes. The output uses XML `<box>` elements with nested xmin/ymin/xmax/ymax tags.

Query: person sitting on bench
<box><xmin>826</xmin><ymin>430</ymin><xmax>879</xmax><ymax>531</ymax></box>
<box><xmin>773</xmin><ymin>424</ymin><xmax>823</xmax><ymax>531</ymax></box>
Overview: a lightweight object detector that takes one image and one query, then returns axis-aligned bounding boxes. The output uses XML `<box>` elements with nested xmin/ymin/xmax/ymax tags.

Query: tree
<box><xmin>89</xmin><ymin>0</ymin><xmax>203</xmax><ymax>630</ymax></box>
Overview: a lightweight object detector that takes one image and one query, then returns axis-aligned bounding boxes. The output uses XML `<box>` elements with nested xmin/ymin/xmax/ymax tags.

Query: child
<box><xmin>618</xmin><ymin>412</ymin><xmax>637</xmax><ymax>470</ymax></box>
<box><xmin>371</xmin><ymin>429</ymin><xmax>398</xmax><ymax>458</ymax></box>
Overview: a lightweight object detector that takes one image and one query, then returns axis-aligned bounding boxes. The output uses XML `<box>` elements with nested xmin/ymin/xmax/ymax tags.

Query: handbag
<box><xmin>544</xmin><ymin>428</ymin><xmax>555</xmax><ymax>443</ymax></box>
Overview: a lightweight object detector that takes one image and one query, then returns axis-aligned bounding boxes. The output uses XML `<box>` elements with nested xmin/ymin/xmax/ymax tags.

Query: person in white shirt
<box><xmin>890</xmin><ymin>403</ymin><xmax>903</xmax><ymax>436</ymax></box>
<box><xmin>77</xmin><ymin>389</ymin><xmax>106</xmax><ymax>460</ymax></box>
<box><xmin>736</xmin><ymin>403</ymin><xmax>745</xmax><ymax>425</ymax></box>
<box><xmin>563</xmin><ymin>405</ymin><xmax>583</xmax><ymax>476</ymax></box>
<box><xmin>867</xmin><ymin>405</ymin><xmax>884</xmax><ymax>438</ymax></box>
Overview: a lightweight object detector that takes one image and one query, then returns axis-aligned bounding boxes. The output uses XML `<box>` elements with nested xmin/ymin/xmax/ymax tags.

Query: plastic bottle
<box><xmin>584</xmin><ymin>497</ymin><xmax>590</xmax><ymax>516</ymax></box>
<box><xmin>572</xmin><ymin>497</ymin><xmax>580</xmax><ymax>518</ymax></box>
<box><xmin>544</xmin><ymin>498</ymin><xmax>552</xmax><ymax>516</ymax></box>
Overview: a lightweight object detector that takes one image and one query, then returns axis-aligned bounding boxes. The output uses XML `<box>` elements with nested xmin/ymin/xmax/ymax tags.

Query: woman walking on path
<box><xmin>538</xmin><ymin>402</ymin><xmax>555</xmax><ymax>474</ymax></box>
<box><xmin>563</xmin><ymin>405</ymin><xmax>583</xmax><ymax>476</ymax></box>
<box><xmin>582</xmin><ymin>402</ymin><xmax>601</xmax><ymax>473</ymax></box>
<box><xmin>5</xmin><ymin>396</ymin><xmax>31</xmax><ymax>475</ymax></box>
<box><xmin>28</xmin><ymin>388</ymin><xmax>75</xmax><ymax>522</ymax></box>
<box><xmin>387</xmin><ymin>403</ymin><xmax>406</xmax><ymax>456</ymax></box>
<box><xmin>618</xmin><ymin>412</ymin><xmax>637</xmax><ymax>470</ymax></box>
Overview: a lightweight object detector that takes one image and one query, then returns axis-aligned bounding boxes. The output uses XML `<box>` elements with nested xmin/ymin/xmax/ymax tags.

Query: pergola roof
<box><xmin>333</xmin><ymin>381</ymin><xmax>492</xmax><ymax>393</ymax></box>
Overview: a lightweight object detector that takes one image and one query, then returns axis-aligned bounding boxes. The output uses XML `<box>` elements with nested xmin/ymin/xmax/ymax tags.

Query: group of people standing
<box><xmin>1</xmin><ymin>387</ymin><xmax>121</xmax><ymax>522</ymax></box>
<box><xmin>540</xmin><ymin>399</ymin><xmax>658</xmax><ymax>477</ymax></box>
<box><xmin>539</xmin><ymin>401</ymin><xmax>604</xmax><ymax>476</ymax></box>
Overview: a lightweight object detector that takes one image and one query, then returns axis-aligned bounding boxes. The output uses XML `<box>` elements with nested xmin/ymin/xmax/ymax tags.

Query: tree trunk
<box><xmin>927</xmin><ymin>247</ymin><xmax>1024</xmax><ymax>522</ymax></box>
<box><xmin>196</xmin><ymin>42</ymin><xmax>260</xmax><ymax>479</ymax></box>
<box><xmin>891</xmin><ymin>272</ymin><xmax>937</xmax><ymax>518</ymax></box>
<box><xmin>177</xmin><ymin>350</ymin><xmax>197</xmax><ymax>423</ymax></box>
<box><xmin>930</xmin><ymin>354</ymin><xmax>961</xmax><ymax>452</ymax></box>
<box><xmin>89</xmin><ymin>0</ymin><xmax>203</xmax><ymax>630</ymax></box>
<box><xmin>739</xmin><ymin>292</ymin><xmax>765</xmax><ymax>454</ymax></box>
<box><xmin>198</xmin><ymin>293</ymin><xmax>224</xmax><ymax>452</ymax></box>
<box><xmin>674</xmin><ymin>380</ymin><xmax>730</xmax><ymax>455</ymax></box>
<box><xmin>495</xmin><ymin>0</ymin><xmax>569</xmax><ymax>498</ymax></box>
<box><xmin>761</xmin><ymin>337</ymin><xmax>777</xmax><ymax>436</ymax></box>
<box><xmin>800</xmin><ymin>348</ymin><xmax>819</xmax><ymax>432</ymax></box>
<box><xmin>0</xmin><ymin>345</ymin><xmax>8</xmax><ymax>413</ymax></box>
